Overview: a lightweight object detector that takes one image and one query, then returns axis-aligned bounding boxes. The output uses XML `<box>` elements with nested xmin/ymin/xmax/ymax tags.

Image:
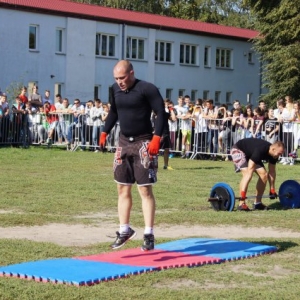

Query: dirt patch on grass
<box><xmin>0</xmin><ymin>222</ymin><xmax>300</xmax><ymax>247</ymax></box>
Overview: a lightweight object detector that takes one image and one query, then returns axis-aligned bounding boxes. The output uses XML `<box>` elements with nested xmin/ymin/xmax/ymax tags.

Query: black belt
<box><xmin>120</xmin><ymin>134</ymin><xmax>152</xmax><ymax>143</ymax></box>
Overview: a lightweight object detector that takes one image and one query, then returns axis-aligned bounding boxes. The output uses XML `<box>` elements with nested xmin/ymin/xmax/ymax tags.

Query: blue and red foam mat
<box><xmin>0</xmin><ymin>238</ymin><xmax>277</xmax><ymax>286</ymax></box>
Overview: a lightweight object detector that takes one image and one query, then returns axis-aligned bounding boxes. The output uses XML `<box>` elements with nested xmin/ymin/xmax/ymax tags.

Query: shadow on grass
<box><xmin>267</xmin><ymin>202</ymin><xmax>297</xmax><ymax>211</ymax></box>
<box><xmin>180</xmin><ymin>166</ymin><xmax>223</xmax><ymax>170</ymax></box>
<box><xmin>254</xmin><ymin>240</ymin><xmax>299</xmax><ymax>252</ymax></box>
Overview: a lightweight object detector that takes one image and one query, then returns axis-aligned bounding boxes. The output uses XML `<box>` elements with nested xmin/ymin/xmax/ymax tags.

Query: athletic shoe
<box><xmin>279</xmin><ymin>158</ymin><xmax>287</xmax><ymax>164</ymax></box>
<box><xmin>163</xmin><ymin>165</ymin><xmax>167</xmax><ymax>169</ymax></box>
<box><xmin>94</xmin><ymin>149</ymin><xmax>99</xmax><ymax>153</ymax></box>
<box><xmin>167</xmin><ymin>166</ymin><xmax>174</xmax><ymax>170</ymax></box>
<box><xmin>237</xmin><ymin>203</ymin><xmax>251</xmax><ymax>211</ymax></box>
<box><xmin>289</xmin><ymin>151</ymin><xmax>298</xmax><ymax>159</ymax></box>
<box><xmin>253</xmin><ymin>203</ymin><xmax>268</xmax><ymax>210</ymax></box>
<box><xmin>169</xmin><ymin>153</ymin><xmax>174</xmax><ymax>158</ymax></box>
<box><xmin>141</xmin><ymin>234</ymin><xmax>155</xmax><ymax>251</ymax></box>
<box><xmin>282</xmin><ymin>159</ymin><xmax>290</xmax><ymax>165</ymax></box>
<box><xmin>111</xmin><ymin>227</ymin><xmax>136</xmax><ymax>250</ymax></box>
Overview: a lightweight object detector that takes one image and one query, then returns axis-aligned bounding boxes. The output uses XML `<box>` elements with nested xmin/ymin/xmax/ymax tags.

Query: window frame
<box><xmin>155</xmin><ymin>41</ymin><xmax>172</xmax><ymax>63</ymax></box>
<box><xmin>55</xmin><ymin>28</ymin><xmax>65</xmax><ymax>54</ymax></box>
<box><xmin>204</xmin><ymin>46</ymin><xmax>211</xmax><ymax>67</ymax></box>
<box><xmin>29</xmin><ymin>25</ymin><xmax>39</xmax><ymax>51</ymax></box>
<box><xmin>126</xmin><ymin>37</ymin><xmax>145</xmax><ymax>60</ymax></box>
<box><xmin>95</xmin><ymin>33</ymin><xmax>116</xmax><ymax>57</ymax></box>
<box><xmin>180</xmin><ymin>43</ymin><xmax>198</xmax><ymax>66</ymax></box>
<box><xmin>216</xmin><ymin>48</ymin><xmax>232</xmax><ymax>69</ymax></box>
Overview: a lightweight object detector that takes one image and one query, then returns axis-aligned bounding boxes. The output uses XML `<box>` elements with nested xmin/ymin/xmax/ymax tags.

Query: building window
<box><xmin>180</xmin><ymin>44</ymin><xmax>197</xmax><ymax>65</ymax></box>
<box><xmin>248</xmin><ymin>52</ymin><xmax>254</xmax><ymax>64</ymax></box>
<box><xmin>191</xmin><ymin>90</ymin><xmax>197</xmax><ymax>102</ymax></box>
<box><xmin>29</xmin><ymin>25</ymin><xmax>38</xmax><ymax>50</ymax></box>
<box><xmin>126</xmin><ymin>37</ymin><xmax>144</xmax><ymax>60</ymax></box>
<box><xmin>166</xmin><ymin>89</ymin><xmax>172</xmax><ymax>99</ymax></box>
<box><xmin>215</xmin><ymin>91</ymin><xmax>221</xmax><ymax>105</ymax></box>
<box><xmin>96</xmin><ymin>34</ymin><xmax>116</xmax><ymax>57</ymax></box>
<box><xmin>226</xmin><ymin>92</ymin><xmax>232</xmax><ymax>104</ymax></box>
<box><xmin>247</xmin><ymin>93</ymin><xmax>253</xmax><ymax>104</ymax></box>
<box><xmin>204</xmin><ymin>46</ymin><xmax>211</xmax><ymax>67</ymax></box>
<box><xmin>94</xmin><ymin>86</ymin><xmax>100</xmax><ymax>99</ymax></box>
<box><xmin>155</xmin><ymin>41</ymin><xmax>172</xmax><ymax>63</ymax></box>
<box><xmin>178</xmin><ymin>89</ymin><xmax>185</xmax><ymax>97</ymax></box>
<box><xmin>216</xmin><ymin>48</ymin><xmax>232</xmax><ymax>68</ymax></box>
<box><xmin>203</xmin><ymin>90</ymin><xmax>209</xmax><ymax>100</ymax></box>
<box><xmin>55</xmin><ymin>83</ymin><xmax>63</xmax><ymax>97</ymax></box>
<box><xmin>56</xmin><ymin>28</ymin><xmax>65</xmax><ymax>53</ymax></box>
<box><xmin>108</xmin><ymin>86</ymin><xmax>113</xmax><ymax>104</ymax></box>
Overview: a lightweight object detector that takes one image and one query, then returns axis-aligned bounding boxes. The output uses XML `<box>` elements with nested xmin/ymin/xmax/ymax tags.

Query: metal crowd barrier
<box><xmin>0</xmin><ymin>113</ymin><xmax>299</xmax><ymax>162</ymax></box>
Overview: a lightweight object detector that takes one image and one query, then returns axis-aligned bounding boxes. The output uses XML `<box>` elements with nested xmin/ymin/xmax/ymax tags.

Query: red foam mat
<box><xmin>76</xmin><ymin>248</ymin><xmax>222</xmax><ymax>269</ymax></box>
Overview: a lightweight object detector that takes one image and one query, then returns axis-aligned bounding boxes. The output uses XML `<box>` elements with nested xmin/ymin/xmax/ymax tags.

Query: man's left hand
<box><xmin>147</xmin><ymin>135</ymin><xmax>161</xmax><ymax>155</ymax></box>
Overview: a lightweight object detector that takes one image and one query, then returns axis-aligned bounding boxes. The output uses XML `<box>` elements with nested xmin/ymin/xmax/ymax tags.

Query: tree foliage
<box><xmin>245</xmin><ymin>0</ymin><xmax>300</xmax><ymax>104</ymax></box>
<box><xmin>71</xmin><ymin>0</ymin><xmax>253</xmax><ymax>28</ymax></box>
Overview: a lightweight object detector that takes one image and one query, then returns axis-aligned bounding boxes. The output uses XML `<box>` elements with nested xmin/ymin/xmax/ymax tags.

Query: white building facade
<box><xmin>0</xmin><ymin>0</ymin><xmax>261</xmax><ymax>106</ymax></box>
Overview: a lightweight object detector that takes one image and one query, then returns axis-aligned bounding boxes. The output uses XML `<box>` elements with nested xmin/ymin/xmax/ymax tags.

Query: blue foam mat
<box><xmin>0</xmin><ymin>258</ymin><xmax>157</xmax><ymax>285</ymax></box>
<box><xmin>0</xmin><ymin>238</ymin><xmax>277</xmax><ymax>285</ymax></box>
<box><xmin>155</xmin><ymin>238</ymin><xmax>277</xmax><ymax>260</ymax></box>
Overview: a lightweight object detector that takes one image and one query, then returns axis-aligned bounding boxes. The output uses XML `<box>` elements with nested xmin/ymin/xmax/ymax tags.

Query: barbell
<box><xmin>208</xmin><ymin>180</ymin><xmax>300</xmax><ymax>211</ymax></box>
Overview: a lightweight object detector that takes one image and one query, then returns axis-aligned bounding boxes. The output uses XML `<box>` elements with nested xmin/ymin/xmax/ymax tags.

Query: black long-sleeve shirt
<box><xmin>103</xmin><ymin>79</ymin><xmax>165</xmax><ymax>137</ymax></box>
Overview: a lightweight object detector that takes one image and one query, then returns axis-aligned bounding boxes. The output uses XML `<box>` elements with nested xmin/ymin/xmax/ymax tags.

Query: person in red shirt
<box><xmin>44</xmin><ymin>101</ymin><xmax>58</xmax><ymax>144</ymax></box>
<box><xmin>19</xmin><ymin>86</ymin><xmax>28</xmax><ymax>104</ymax></box>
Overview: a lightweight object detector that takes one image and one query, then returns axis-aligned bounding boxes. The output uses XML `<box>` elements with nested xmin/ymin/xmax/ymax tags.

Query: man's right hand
<box><xmin>99</xmin><ymin>132</ymin><xmax>107</xmax><ymax>148</ymax></box>
<box><xmin>269</xmin><ymin>189</ymin><xmax>278</xmax><ymax>199</ymax></box>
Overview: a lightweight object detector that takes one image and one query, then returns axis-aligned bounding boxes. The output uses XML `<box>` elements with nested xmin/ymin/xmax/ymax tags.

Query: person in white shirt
<box><xmin>91</xmin><ymin>99</ymin><xmax>103</xmax><ymax>152</ymax></box>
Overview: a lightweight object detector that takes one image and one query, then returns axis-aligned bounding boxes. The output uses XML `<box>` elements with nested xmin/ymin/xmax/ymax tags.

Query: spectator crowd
<box><xmin>0</xmin><ymin>86</ymin><xmax>299</xmax><ymax>166</ymax></box>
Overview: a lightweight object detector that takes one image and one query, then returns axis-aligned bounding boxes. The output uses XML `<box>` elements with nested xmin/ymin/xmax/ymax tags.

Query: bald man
<box><xmin>100</xmin><ymin>60</ymin><xmax>165</xmax><ymax>251</ymax></box>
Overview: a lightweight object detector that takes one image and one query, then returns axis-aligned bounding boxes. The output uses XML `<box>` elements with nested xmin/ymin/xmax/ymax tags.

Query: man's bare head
<box><xmin>113</xmin><ymin>60</ymin><xmax>135</xmax><ymax>91</ymax></box>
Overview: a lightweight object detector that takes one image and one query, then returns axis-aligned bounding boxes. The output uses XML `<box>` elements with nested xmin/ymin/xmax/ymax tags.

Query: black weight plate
<box><xmin>210</xmin><ymin>182</ymin><xmax>235</xmax><ymax>211</ymax></box>
<box><xmin>279</xmin><ymin>180</ymin><xmax>300</xmax><ymax>209</ymax></box>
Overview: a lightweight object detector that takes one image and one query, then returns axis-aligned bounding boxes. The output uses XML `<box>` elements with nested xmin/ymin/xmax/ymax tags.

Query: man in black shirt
<box><xmin>230</xmin><ymin>138</ymin><xmax>284</xmax><ymax>211</ymax></box>
<box><xmin>100</xmin><ymin>60</ymin><xmax>164</xmax><ymax>251</ymax></box>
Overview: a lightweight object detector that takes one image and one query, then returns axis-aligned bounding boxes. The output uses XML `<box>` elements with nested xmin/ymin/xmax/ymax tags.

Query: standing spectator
<box><xmin>243</xmin><ymin>105</ymin><xmax>254</xmax><ymax>138</ymax></box>
<box><xmin>279</xmin><ymin>96</ymin><xmax>296</xmax><ymax>165</ymax></box>
<box><xmin>91</xmin><ymin>98</ymin><xmax>103</xmax><ymax>152</ymax></box>
<box><xmin>42</xmin><ymin>90</ymin><xmax>53</xmax><ymax>105</ymax></box>
<box><xmin>167</xmin><ymin>100</ymin><xmax>177</xmax><ymax>155</ymax></box>
<box><xmin>67</xmin><ymin>99</ymin><xmax>85</xmax><ymax>150</ymax></box>
<box><xmin>11</xmin><ymin>96</ymin><xmax>25</xmax><ymax>145</ymax></box>
<box><xmin>19</xmin><ymin>86</ymin><xmax>28</xmax><ymax>104</ymax></box>
<box><xmin>0</xmin><ymin>94</ymin><xmax>10</xmax><ymax>143</ymax></box>
<box><xmin>99</xmin><ymin>60</ymin><xmax>165</xmax><ymax>251</ymax></box>
<box><xmin>28</xmin><ymin>85</ymin><xmax>42</xmax><ymax>109</ymax></box>
<box><xmin>290</xmin><ymin>101</ymin><xmax>300</xmax><ymax>159</ymax></box>
<box><xmin>204</xmin><ymin>99</ymin><xmax>219</xmax><ymax>160</ymax></box>
<box><xmin>192</xmin><ymin>99</ymin><xmax>208</xmax><ymax>158</ymax></box>
<box><xmin>258</xmin><ymin>100</ymin><xmax>267</xmax><ymax>117</ymax></box>
<box><xmin>84</xmin><ymin>100</ymin><xmax>94</xmax><ymax>150</ymax></box>
<box><xmin>252</xmin><ymin>107</ymin><xmax>265</xmax><ymax>139</ymax></box>
<box><xmin>44</xmin><ymin>101</ymin><xmax>58</xmax><ymax>144</ymax></box>
<box><xmin>178</xmin><ymin>95</ymin><xmax>193</xmax><ymax>158</ymax></box>
<box><xmin>263</xmin><ymin>108</ymin><xmax>279</xmax><ymax>144</ymax></box>
<box><xmin>55</xmin><ymin>97</ymin><xmax>72</xmax><ymax>144</ymax></box>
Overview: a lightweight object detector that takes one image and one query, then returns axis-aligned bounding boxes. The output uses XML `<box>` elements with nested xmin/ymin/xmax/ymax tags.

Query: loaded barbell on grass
<box><xmin>208</xmin><ymin>180</ymin><xmax>300</xmax><ymax>211</ymax></box>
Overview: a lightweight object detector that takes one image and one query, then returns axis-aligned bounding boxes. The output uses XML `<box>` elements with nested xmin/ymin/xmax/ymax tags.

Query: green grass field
<box><xmin>0</xmin><ymin>147</ymin><xmax>300</xmax><ymax>299</ymax></box>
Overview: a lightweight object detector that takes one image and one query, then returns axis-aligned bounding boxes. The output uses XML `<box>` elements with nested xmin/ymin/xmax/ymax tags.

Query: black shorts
<box><xmin>230</xmin><ymin>146</ymin><xmax>264</xmax><ymax>172</ymax></box>
<box><xmin>160</xmin><ymin>134</ymin><xmax>171</xmax><ymax>149</ymax></box>
<box><xmin>113</xmin><ymin>134</ymin><xmax>158</xmax><ymax>185</ymax></box>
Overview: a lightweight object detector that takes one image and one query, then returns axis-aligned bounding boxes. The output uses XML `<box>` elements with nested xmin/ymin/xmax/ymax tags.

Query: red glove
<box><xmin>240</xmin><ymin>191</ymin><xmax>247</xmax><ymax>200</ymax></box>
<box><xmin>147</xmin><ymin>135</ymin><xmax>161</xmax><ymax>155</ymax></box>
<box><xmin>99</xmin><ymin>132</ymin><xmax>107</xmax><ymax>148</ymax></box>
<box><xmin>269</xmin><ymin>188</ymin><xmax>278</xmax><ymax>199</ymax></box>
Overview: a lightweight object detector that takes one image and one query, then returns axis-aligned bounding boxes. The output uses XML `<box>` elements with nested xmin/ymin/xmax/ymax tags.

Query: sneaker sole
<box><xmin>141</xmin><ymin>245</ymin><xmax>155</xmax><ymax>251</ymax></box>
<box><xmin>111</xmin><ymin>231</ymin><xmax>137</xmax><ymax>250</ymax></box>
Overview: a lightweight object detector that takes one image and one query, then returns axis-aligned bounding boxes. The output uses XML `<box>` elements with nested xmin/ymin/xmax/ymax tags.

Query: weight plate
<box><xmin>209</xmin><ymin>182</ymin><xmax>235</xmax><ymax>211</ymax></box>
<box><xmin>279</xmin><ymin>180</ymin><xmax>300</xmax><ymax>209</ymax></box>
